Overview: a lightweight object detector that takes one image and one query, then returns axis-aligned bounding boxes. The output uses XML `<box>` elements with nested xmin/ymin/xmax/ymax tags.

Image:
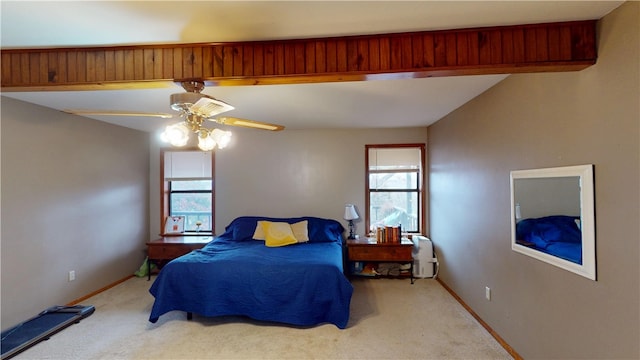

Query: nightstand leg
<box><xmin>147</xmin><ymin>260</ymin><xmax>151</xmax><ymax>281</ymax></box>
<box><xmin>410</xmin><ymin>262</ymin><xmax>414</xmax><ymax>284</ymax></box>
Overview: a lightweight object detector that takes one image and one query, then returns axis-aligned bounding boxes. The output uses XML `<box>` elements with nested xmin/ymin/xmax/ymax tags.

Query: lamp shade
<box><xmin>161</xmin><ymin>123</ymin><xmax>189</xmax><ymax>147</ymax></box>
<box><xmin>344</xmin><ymin>204</ymin><xmax>359</xmax><ymax>221</ymax></box>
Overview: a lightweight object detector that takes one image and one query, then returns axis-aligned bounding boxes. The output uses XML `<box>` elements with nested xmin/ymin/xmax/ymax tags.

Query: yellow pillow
<box><xmin>262</xmin><ymin>221</ymin><xmax>299</xmax><ymax>247</ymax></box>
<box><xmin>290</xmin><ymin>220</ymin><xmax>309</xmax><ymax>243</ymax></box>
<box><xmin>254</xmin><ymin>220</ymin><xmax>308</xmax><ymax>243</ymax></box>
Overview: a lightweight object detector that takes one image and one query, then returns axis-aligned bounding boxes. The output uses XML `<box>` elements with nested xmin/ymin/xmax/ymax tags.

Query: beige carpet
<box><xmin>14</xmin><ymin>277</ymin><xmax>511</xmax><ymax>360</ymax></box>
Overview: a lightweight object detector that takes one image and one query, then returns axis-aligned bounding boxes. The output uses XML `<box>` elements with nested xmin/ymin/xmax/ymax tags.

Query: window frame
<box><xmin>365</xmin><ymin>144</ymin><xmax>426</xmax><ymax>235</ymax></box>
<box><xmin>160</xmin><ymin>147</ymin><xmax>215</xmax><ymax>235</ymax></box>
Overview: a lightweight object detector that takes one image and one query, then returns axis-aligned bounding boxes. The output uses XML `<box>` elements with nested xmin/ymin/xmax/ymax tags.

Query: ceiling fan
<box><xmin>63</xmin><ymin>80</ymin><xmax>285</xmax><ymax>150</ymax></box>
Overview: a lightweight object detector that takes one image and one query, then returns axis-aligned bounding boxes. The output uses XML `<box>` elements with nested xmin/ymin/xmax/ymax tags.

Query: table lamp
<box><xmin>344</xmin><ymin>204</ymin><xmax>359</xmax><ymax>239</ymax></box>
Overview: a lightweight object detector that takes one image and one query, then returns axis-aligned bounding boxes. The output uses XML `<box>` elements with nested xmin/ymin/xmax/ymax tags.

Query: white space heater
<box><xmin>412</xmin><ymin>235</ymin><xmax>438</xmax><ymax>278</ymax></box>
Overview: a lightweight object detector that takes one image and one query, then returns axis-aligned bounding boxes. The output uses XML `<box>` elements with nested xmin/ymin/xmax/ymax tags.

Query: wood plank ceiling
<box><xmin>1</xmin><ymin>20</ymin><xmax>596</xmax><ymax>92</ymax></box>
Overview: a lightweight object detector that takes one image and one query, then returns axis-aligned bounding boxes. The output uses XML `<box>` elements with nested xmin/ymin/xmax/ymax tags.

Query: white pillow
<box><xmin>290</xmin><ymin>220</ymin><xmax>309</xmax><ymax>243</ymax></box>
<box><xmin>253</xmin><ymin>221</ymin><xmax>267</xmax><ymax>240</ymax></box>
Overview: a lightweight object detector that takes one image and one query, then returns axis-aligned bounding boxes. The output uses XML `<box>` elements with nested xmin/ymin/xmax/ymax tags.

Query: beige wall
<box><xmin>427</xmin><ymin>2</ymin><xmax>639</xmax><ymax>359</ymax></box>
<box><xmin>149</xmin><ymin>127</ymin><xmax>428</xmax><ymax>238</ymax></box>
<box><xmin>1</xmin><ymin>97</ymin><xmax>150</xmax><ymax>328</ymax></box>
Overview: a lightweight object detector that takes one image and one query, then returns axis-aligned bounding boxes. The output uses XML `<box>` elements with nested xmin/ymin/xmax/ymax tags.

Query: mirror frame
<box><xmin>510</xmin><ymin>164</ymin><xmax>596</xmax><ymax>280</ymax></box>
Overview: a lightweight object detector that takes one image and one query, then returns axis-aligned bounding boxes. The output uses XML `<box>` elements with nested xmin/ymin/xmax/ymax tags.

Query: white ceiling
<box><xmin>0</xmin><ymin>1</ymin><xmax>623</xmax><ymax>133</ymax></box>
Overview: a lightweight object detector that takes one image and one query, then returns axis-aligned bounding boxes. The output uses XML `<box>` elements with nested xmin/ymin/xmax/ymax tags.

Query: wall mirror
<box><xmin>510</xmin><ymin>164</ymin><xmax>596</xmax><ymax>280</ymax></box>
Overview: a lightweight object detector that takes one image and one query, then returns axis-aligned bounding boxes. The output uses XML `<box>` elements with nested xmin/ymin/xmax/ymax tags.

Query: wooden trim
<box><xmin>1</xmin><ymin>20</ymin><xmax>596</xmax><ymax>91</ymax></box>
<box><xmin>437</xmin><ymin>278</ymin><xmax>523</xmax><ymax>360</ymax></box>
<box><xmin>66</xmin><ymin>275</ymin><xmax>134</xmax><ymax>306</ymax></box>
<box><xmin>365</xmin><ymin>146</ymin><xmax>371</xmax><ymax>233</ymax></box>
<box><xmin>160</xmin><ymin>148</ymin><xmax>169</xmax><ymax>236</ymax></box>
<box><xmin>419</xmin><ymin>144</ymin><xmax>426</xmax><ymax>235</ymax></box>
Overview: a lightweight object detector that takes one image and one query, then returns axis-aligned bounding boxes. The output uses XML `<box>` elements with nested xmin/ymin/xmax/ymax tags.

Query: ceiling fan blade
<box><xmin>63</xmin><ymin>109</ymin><xmax>174</xmax><ymax>118</ymax></box>
<box><xmin>215</xmin><ymin>117</ymin><xmax>284</xmax><ymax>131</ymax></box>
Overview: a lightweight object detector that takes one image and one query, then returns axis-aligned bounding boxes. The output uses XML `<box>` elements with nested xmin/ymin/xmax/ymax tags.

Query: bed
<box><xmin>148</xmin><ymin>216</ymin><xmax>354</xmax><ymax>329</ymax></box>
<box><xmin>515</xmin><ymin>215</ymin><xmax>582</xmax><ymax>264</ymax></box>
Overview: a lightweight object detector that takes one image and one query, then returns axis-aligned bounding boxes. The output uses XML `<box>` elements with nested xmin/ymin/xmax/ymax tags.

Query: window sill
<box><xmin>161</xmin><ymin>232</ymin><xmax>214</xmax><ymax>237</ymax></box>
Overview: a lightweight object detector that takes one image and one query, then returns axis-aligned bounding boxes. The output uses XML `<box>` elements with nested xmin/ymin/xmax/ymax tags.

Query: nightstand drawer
<box><xmin>148</xmin><ymin>245</ymin><xmax>197</xmax><ymax>259</ymax></box>
<box><xmin>348</xmin><ymin>245</ymin><xmax>412</xmax><ymax>261</ymax></box>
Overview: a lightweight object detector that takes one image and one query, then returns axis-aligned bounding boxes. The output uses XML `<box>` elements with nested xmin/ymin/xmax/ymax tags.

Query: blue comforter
<box><xmin>149</xmin><ymin>216</ymin><xmax>353</xmax><ymax>329</ymax></box>
<box><xmin>516</xmin><ymin>215</ymin><xmax>582</xmax><ymax>264</ymax></box>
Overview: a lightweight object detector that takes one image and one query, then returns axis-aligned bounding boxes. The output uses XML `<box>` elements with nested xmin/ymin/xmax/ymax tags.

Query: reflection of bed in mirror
<box><xmin>510</xmin><ymin>164</ymin><xmax>595</xmax><ymax>280</ymax></box>
<box><xmin>515</xmin><ymin>215</ymin><xmax>582</xmax><ymax>264</ymax></box>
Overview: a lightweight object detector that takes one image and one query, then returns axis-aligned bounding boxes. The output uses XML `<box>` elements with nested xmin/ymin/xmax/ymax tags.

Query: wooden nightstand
<box><xmin>146</xmin><ymin>236</ymin><xmax>212</xmax><ymax>280</ymax></box>
<box><xmin>346</xmin><ymin>237</ymin><xmax>414</xmax><ymax>283</ymax></box>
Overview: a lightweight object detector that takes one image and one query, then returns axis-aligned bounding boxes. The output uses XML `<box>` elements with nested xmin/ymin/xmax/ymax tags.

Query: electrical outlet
<box><xmin>68</xmin><ymin>270</ymin><xmax>76</xmax><ymax>282</ymax></box>
<box><xmin>485</xmin><ymin>286</ymin><xmax>491</xmax><ymax>301</ymax></box>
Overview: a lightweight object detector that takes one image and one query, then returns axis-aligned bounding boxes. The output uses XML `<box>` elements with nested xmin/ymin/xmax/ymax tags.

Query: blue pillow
<box><xmin>225</xmin><ymin>216</ymin><xmax>264</xmax><ymax>241</ymax></box>
<box><xmin>305</xmin><ymin>217</ymin><xmax>344</xmax><ymax>243</ymax></box>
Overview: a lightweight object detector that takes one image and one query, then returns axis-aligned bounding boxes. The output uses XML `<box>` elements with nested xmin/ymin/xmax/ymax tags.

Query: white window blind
<box><xmin>164</xmin><ymin>151</ymin><xmax>212</xmax><ymax>180</ymax></box>
<box><xmin>368</xmin><ymin>148</ymin><xmax>421</xmax><ymax>170</ymax></box>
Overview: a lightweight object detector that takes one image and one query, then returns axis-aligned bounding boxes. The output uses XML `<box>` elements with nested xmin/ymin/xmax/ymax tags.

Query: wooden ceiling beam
<box><xmin>1</xmin><ymin>20</ymin><xmax>596</xmax><ymax>92</ymax></box>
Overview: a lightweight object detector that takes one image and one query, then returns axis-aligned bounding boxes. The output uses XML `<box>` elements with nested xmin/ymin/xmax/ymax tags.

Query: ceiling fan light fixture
<box><xmin>197</xmin><ymin>129</ymin><xmax>217</xmax><ymax>151</ymax></box>
<box><xmin>211</xmin><ymin>128</ymin><xmax>232</xmax><ymax>149</ymax></box>
<box><xmin>161</xmin><ymin>114</ymin><xmax>232</xmax><ymax>151</ymax></box>
<box><xmin>161</xmin><ymin>122</ymin><xmax>189</xmax><ymax>147</ymax></box>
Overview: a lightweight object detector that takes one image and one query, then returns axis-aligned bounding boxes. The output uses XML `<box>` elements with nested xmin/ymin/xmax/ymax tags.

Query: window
<box><xmin>161</xmin><ymin>149</ymin><xmax>215</xmax><ymax>234</ymax></box>
<box><xmin>366</xmin><ymin>144</ymin><xmax>425</xmax><ymax>234</ymax></box>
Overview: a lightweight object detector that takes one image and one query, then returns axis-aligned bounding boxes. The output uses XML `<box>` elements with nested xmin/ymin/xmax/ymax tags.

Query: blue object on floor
<box><xmin>1</xmin><ymin>305</ymin><xmax>95</xmax><ymax>359</ymax></box>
